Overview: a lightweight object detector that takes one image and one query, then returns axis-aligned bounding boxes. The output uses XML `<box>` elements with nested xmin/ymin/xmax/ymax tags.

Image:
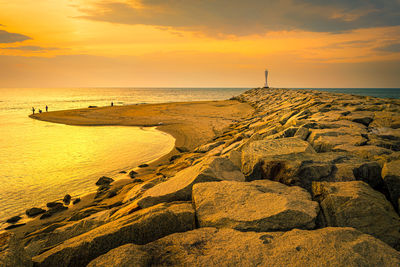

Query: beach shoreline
<box><xmin>5</xmin><ymin>99</ymin><xmax>253</xmax><ymax>235</ymax></box>
<box><xmin>29</xmin><ymin>100</ymin><xmax>254</xmax><ymax>176</ymax></box>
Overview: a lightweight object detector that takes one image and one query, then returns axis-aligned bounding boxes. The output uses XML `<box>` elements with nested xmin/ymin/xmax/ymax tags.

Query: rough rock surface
<box><xmin>32</xmin><ymin>202</ymin><xmax>195</xmax><ymax>267</ymax></box>
<box><xmin>195</xmin><ymin>141</ymin><xmax>225</xmax><ymax>153</ymax></box>
<box><xmin>312</xmin><ymin>181</ymin><xmax>400</xmax><ymax>249</ymax></box>
<box><xmin>137</xmin><ymin>157</ymin><xmax>245</xmax><ymax>208</ymax></box>
<box><xmin>239</xmin><ymin>150</ymin><xmax>383</xmax><ymax>192</ymax></box>
<box><xmin>193</xmin><ymin>180</ymin><xmax>319</xmax><ymax>231</ymax></box>
<box><xmin>306</xmin><ymin>121</ymin><xmax>367</xmax><ymax>152</ymax></box>
<box><xmin>123</xmin><ymin>181</ymin><xmax>156</xmax><ymax>203</ymax></box>
<box><xmin>25</xmin><ymin>210</ymin><xmax>112</xmax><ymax>257</ymax></box>
<box><xmin>241</xmin><ymin>137</ymin><xmax>316</xmax><ymax>178</ymax></box>
<box><xmin>87</xmin><ymin>227</ymin><xmax>400</xmax><ymax>267</ymax></box>
<box><xmin>382</xmin><ymin>160</ymin><xmax>400</xmax><ymax>211</ymax></box>
<box><xmin>0</xmin><ymin>232</ymin><xmax>33</xmax><ymax>267</ymax></box>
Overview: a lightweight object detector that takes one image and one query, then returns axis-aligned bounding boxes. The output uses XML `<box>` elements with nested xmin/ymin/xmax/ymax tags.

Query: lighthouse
<box><xmin>264</xmin><ymin>69</ymin><xmax>269</xmax><ymax>88</ymax></box>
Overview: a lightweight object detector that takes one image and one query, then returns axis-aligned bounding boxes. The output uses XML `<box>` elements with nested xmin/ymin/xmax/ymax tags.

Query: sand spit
<box><xmin>2</xmin><ymin>88</ymin><xmax>400</xmax><ymax>266</ymax></box>
<box><xmin>29</xmin><ymin>100</ymin><xmax>253</xmax><ymax>150</ymax></box>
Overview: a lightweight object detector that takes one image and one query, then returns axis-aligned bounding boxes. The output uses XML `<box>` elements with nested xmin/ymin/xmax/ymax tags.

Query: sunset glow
<box><xmin>1</xmin><ymin>0</ymin><xmax>399</xmax><ymax>87</ymax></box>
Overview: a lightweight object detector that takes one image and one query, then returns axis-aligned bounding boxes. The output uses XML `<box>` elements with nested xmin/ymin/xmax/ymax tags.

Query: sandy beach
<box><xmin>30</xmin><ymin>100</ymin><xmax>254</xmax><ymax>176</ymax></box>
<box><xmin>30</xmin><ymin>100</ymin><xmax>254</xmax><ymax>151</ymax></box>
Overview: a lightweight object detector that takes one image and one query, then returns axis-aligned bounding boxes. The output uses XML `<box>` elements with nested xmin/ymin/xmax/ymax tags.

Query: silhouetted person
<box><xmin>111</xmin><ymin>102</ymin><xmax>114</xmax><ymax>107</ymax></box>
<box><xmin>39</xmin><ymin>109</ymin><xmax>42</xmax><ymax>114</ymax></box>
<box><xmin>32</xmin><ymin>107</ymin><xmax>35</xmax><ymax>114</ymax></box>
<box><xmin>46</xmin><ymin>105</ymin><xmax>48</xmax><ymax>112</ymax></box>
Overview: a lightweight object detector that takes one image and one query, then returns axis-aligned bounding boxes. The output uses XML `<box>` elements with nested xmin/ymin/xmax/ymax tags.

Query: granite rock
<box><xmin>137</xmin><ymin>157</ymin><xmax>245</xmax><ymax>208</ymax></box>
<box><xmin>88</xmin><ymin>227</ymin><xmax>400</xmax><ymax>267</ymax></box>
<box><xmin>312</xmin><ymin>181</ymin><xmax>400</xmax><ymax>249</ymax></box>
<box><xmin>32</xmin><ymin>202</ymin><xmax>195</xmax><ymax>267</ymax></box>
<box><xmin>193</xmin><ymin>180</ymin><xmax>319</xmax><ymax>231</ymax></box>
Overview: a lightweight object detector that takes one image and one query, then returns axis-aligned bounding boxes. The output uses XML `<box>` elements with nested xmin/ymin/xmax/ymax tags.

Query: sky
<box><xmin>0</xmin><ymin>0</ymin><xmax>400</xmax><ymax>88</ymax></box>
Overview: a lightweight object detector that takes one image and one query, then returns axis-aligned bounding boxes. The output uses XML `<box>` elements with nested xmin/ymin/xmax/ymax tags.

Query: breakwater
<box><xmin>2</xmin><ymin>88</ymin><xmax>400</xmax><ymax>266</ymax></box>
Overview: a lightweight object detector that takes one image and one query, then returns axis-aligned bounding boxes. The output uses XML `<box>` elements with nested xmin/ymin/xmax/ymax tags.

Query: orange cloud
<box><xmin>77</xmin><ymin>0</ymin><xmax>400</xmax><ymax>36</ymax></box>
<box><xmin>0</xmin><ymin>29</ymin><xmax>31</xmax><ymax>43</ymax></box>
<box><xmin>0</xmin><ymin>0</ymin><xmax>399</xmax><ymax>87</ymax></box>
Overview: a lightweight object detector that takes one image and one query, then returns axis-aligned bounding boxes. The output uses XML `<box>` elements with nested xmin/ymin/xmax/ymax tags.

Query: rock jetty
<box><xmin>2</xmin><ymin>88</ymin><xmax>400</xmax><ymax>266</ymax></box>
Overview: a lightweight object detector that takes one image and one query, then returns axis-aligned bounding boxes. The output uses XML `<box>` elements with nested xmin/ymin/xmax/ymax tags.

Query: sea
<box><xmin>0</xmin><ymin>87</ymin><xmax>399</xmax><ymax>226</ymax></box>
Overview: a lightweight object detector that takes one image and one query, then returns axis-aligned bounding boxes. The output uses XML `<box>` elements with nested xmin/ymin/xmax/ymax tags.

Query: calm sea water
<box><xmin>0</xmin><ymin>87</ymin><xmax>398</xmax><ymax>226</ymax></box>
<box><xmin>0</xmin><ymin>87</ymin><xmax>247</xmax><ymax>225</ymax></box>
<box><xmin>295</xmin><ymin>88</ymin><xmax>400</xmax><ymax>99</ymax></box>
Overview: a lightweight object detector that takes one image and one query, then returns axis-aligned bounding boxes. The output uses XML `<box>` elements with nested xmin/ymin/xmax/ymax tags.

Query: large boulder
<box><xmin>25</xmin><ymin>210</ymin><xmax>112</xmax><ymax>257</ymax></box>
<box><xmin>137</xmin><ymin>157</ymin><xmax>245</xmax><ymax>208</ymax></box>
<box><xmin>340</xmin><ymin>111</ymin><xmax>374</xmax><ymax>127</ymax></box>
<box><xmin>0</xmin><ymin>232</ymin><xmax>33</xmax><ymax>267</ymax></box>
<box><xmin>195</xmin><ymin>141</ymin><xmax>225</xmax><ymax>153</ymax></box>
<box><xmin>368</xmin><ymin>127</ymin><xmax>400</xmax><ymax>151</ymax></box>
<box><xmin>334</xmin><ymin>144</ymin><xmax>393</xmax><ymax>160</ymax></box>
<box><xmin>307</xmin><ymin>128</ymin><xmax>366</xmax><ymax>152</ymax></box>
<box><xmin>370</xmin><ymin>111</ymin><xmax>400</xmax><ymax>129</ymax></box>
<box><xmin>193</xmin><ymin>180</ymin><xmax>319</xmax><ymax>231</ymax></box>
<box><xmin>312</xmin><ymin>181</ymin><xmax>400</xmax><ymax>249</ymax></box>
<box><xmin>293</xmin><ymin>126</ymin><xmax>310</xmax><ymax>140</ymax></box>
<box><xmin>279</xmin><ymin>110</ymin><xmax>299</xmax><ymax>125</ymax></box>
<box><xmin>241</xmin><ymin>137</ymin><xmax>315</xmax><ymax>178</ymax></box>
<box><xmin>32</xmin><ymin>202</ymin><xmax>194</xmax><ymax>267</ymax></box>
<box><xmin>382</xmin><ymin>160</ymin><xmax>400</xmax><ymax>211</ymax></box>
<box><xmin>305</xmin><ymin>120</ymin><xmax>368</xmax><ymax>152</ymax></box>
<box><xmin>87</xmin><ymin>227</ymin><xmax>400</xmax><ymax>267</ymax></box>
<box><xmin>123</xmin><ymin>181</ymin><xmax>156</xmax><ymax>203</ymax></box>
<box><xmin>241</xmin><ymin>146</ymin><xmax>386</xmax><ymax>193</ymax></box>
<box><xmin>351</xmin><ymin>161</ymin><xmax>384</xmax><ymax>190</ymax></box>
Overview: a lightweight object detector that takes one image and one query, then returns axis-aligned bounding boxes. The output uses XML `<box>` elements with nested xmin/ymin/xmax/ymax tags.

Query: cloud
<box><xmin>322</xmin><ymin>40</ymin><xmax>374</xmax><ymax>50</ymax></box>
<box><xmin>376</xmin><ymin>43</ymin><xmax>400</xmax><ymax>52</ymax></box>
<box><xmin>1</xmin><ymin>45</ymin><xmax>58</xmax><ymax>51</ymax></box>
<box><xmin>77</xmin><ymin>0</ymin><xmax>400</xmax><ymax>36</ymax></box>
<box><xmin>0</xmin><ymin>29</ymin><xmax>31</xmax><ymax>43</ymax></box>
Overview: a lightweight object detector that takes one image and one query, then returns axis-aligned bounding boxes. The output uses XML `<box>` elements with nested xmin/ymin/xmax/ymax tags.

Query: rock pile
<box><xmin>3</xmin><ymin>88</ymin><xmax>400</xmax><ymax>266</ymax></box>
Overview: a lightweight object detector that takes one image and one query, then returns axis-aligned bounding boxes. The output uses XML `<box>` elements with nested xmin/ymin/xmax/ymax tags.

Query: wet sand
<box><xmin>30</xmin><ymin>100</ymin><xmax>254</xmax><ymax>169</ymax></box>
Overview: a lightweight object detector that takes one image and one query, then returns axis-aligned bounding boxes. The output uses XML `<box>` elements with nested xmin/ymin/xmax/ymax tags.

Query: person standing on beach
<box><xmin>32</xmin><ymin>107</ymin><xmax>35</xmax><ymax>114</ymax></box>
<box><xmin>111</xmin><ymin>102</ymin><xmax>114</xmax><ymax>107</ymax></box>
<box><xmin>46</xmin><ymin>105</ymin><xmax>48</xmax><ymax>112</ymax></box>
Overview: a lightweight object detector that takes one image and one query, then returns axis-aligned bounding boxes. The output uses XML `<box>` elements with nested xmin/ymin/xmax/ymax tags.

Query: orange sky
<box><xmin>1</xmin><ymin>0</ymin><xmax>399</xmax><ymax>88</ymax></box>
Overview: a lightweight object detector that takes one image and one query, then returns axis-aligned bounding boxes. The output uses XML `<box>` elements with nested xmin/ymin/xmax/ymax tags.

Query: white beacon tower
<box><xmin>264</xmin><ymin>69</ymin><xmax>269</xmax><ymax>88</ymax></box>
